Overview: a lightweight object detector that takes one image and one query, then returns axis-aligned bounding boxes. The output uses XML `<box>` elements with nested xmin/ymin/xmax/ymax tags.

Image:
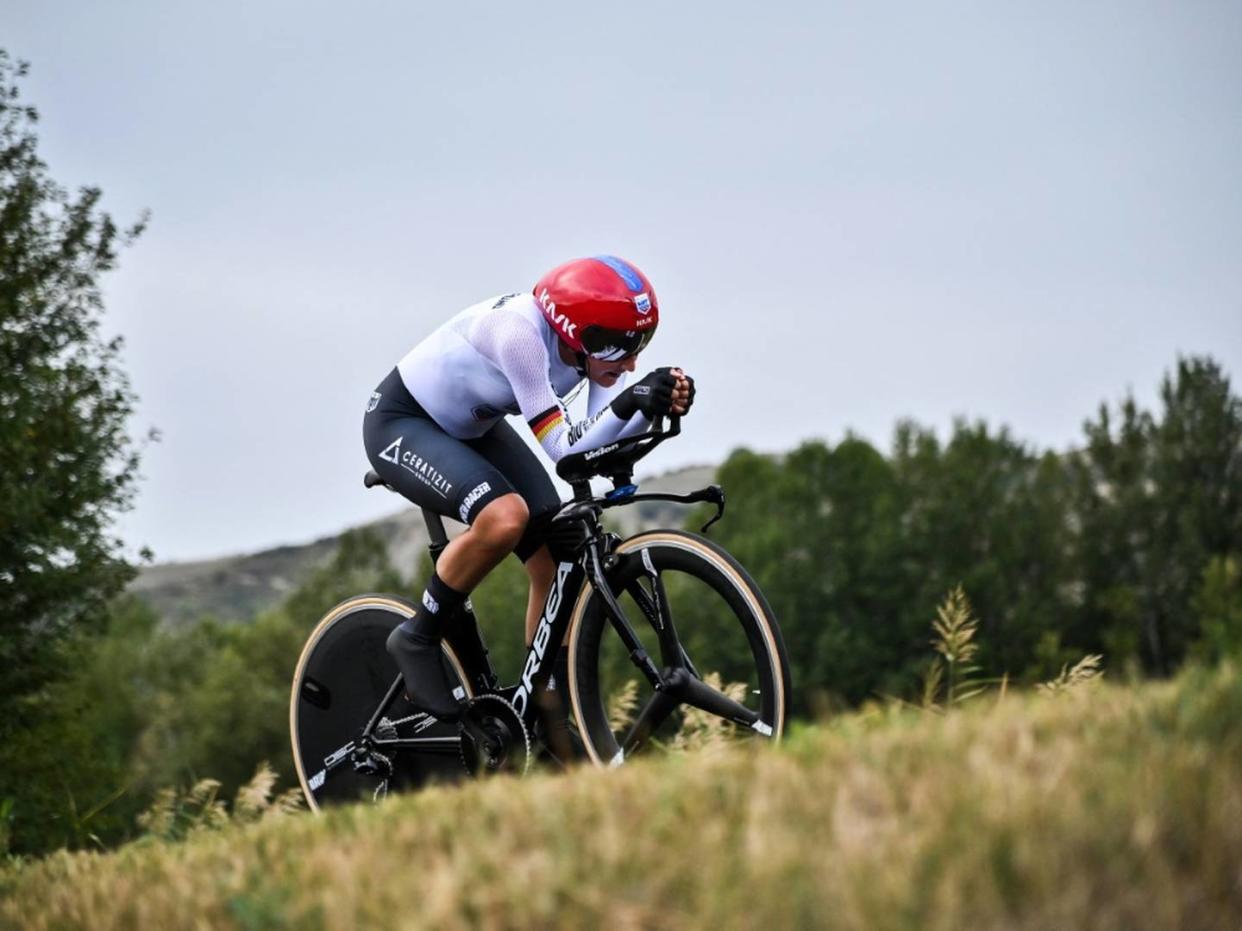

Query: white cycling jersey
<box><xmin>396</xmin><ymin>292</ymin><xmax>649</xmax><ymax>461</ymax></box>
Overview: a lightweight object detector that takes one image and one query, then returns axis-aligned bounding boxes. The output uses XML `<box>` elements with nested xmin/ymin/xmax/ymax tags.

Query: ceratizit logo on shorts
<box><xmin>378</xmin><ymin>437</ymin><xmax>453</xmax><ymax>498</ymax></box>
<box><xmin>379</xmin><ymin>438</ymin><xmax>402</xmax><ymax>465</ymax></box>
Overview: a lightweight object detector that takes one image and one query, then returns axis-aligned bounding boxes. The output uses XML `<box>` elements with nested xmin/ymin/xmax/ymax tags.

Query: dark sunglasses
<box><xmin>581</xmin><ymin>325</ymin><xmax>657</xmax><ymax>361</ymax></box>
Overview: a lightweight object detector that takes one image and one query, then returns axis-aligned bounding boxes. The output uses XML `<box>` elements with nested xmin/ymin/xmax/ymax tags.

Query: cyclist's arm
<box><xmin>587</xmin><ymin>376</ymin><xmax>652</xmax><ymax>442</ymax></box>
<box><xmin>491</xmin><ymin>317</ymin><xmax>642</xmax><ymax>461</ymax></box>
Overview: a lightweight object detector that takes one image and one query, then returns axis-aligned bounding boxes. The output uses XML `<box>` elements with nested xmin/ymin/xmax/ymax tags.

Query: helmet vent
<box><xmin>592</xmin><ymin>255</ymin><xmax>644</xmax><ymax>293</ymax></box>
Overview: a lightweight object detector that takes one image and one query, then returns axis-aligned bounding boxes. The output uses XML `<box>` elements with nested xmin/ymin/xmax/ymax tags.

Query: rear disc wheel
<box><xmin>289</xmin><ymin>594</ymin><xmax>472</xmax><ymax>810</ymax></box>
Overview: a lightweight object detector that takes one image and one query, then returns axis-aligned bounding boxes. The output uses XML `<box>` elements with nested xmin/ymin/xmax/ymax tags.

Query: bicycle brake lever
<box><xmin>700</xmin><ymin>485</ymin><xmax>726</xmax><ymax>534</ymax></box>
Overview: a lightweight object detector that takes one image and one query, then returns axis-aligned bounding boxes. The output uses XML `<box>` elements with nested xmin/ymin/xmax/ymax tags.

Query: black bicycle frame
<box><xmin>362</xmin><ymin>516</ymin><xmax>760</xmax><ymax>765</ymax></box>
<box><xmin>349</xmin><ymin>411</ymin><xmax>750</xmax><ymax>761</ymax></box>
<box><xmin>310</xmin><ymin>417</ymin><xmax>764</xmax><ymax>791</ymax></box>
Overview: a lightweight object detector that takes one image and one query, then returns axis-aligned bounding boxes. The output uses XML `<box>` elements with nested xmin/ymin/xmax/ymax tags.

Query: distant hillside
<box><xmin>129</xmin><ymin>464</ymin><xmax>717</xmax><ymax>626</ymax></box>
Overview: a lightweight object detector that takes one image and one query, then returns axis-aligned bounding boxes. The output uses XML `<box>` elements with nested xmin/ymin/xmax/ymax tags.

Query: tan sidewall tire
<box><xmin>565</xmin><ymin>531</ymin><xmax>787</xmax><ymax>767</ymax></box>
<box><xmin>289</xmin><ymin>594</ymin><xmax>472</xmax><ymax>812</ymax></box>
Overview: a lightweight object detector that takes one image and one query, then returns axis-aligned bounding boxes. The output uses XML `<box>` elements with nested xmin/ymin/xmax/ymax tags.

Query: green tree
<box><xmin>701</xmin><ymin>439</ymin><xmax>909</xmax><ymax>709</ymax></box>
<box><xmin>702</xmin><ymin>424</ymin><xmax>1078</xmax><ymax>708</ymax></box>
<box><xmin>890</xmin><ymin>420</ymin><xmax>1077</xmax><ymax>682</ymax></box>
<box><xmin>0</xmin><ymin>52</ymin><xmax>149</xmax><ymax>854</ymax></box>
<box><xmin>1192</xmin><ymin>557</ymin><xmax>1242</xmax><ymax>662</ymax></box>
<box><xmin>0</xmin><ymin>593</ymin><xmax>158</xmax><ymax>853</ymax></box>
<box><xmin>0</xmin><ymin>51</ymin><xmax>148</xmax><ymax>699</ymax></box>
<box><xmin>1070</xmin><ymin>357</ymin><xmax>1242</xmax><ymax>672</ymax></box>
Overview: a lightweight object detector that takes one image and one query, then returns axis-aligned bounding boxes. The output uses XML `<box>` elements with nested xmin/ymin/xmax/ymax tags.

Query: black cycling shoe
<box><xmin>385</xmin><ymin>625</ymin><xmax>462</xmax><ymax>722</ymax></box>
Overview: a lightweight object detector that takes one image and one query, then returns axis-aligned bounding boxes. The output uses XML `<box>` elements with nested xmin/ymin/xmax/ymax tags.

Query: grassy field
<box><xmin>3</xmin><ymin>663</ymin><xmax>1240</xmax><ymax>930</ymax></box>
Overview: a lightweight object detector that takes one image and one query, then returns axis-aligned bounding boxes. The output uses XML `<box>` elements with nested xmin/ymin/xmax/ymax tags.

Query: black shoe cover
<box><xmin>385</xmin><ymin>625</ymin><xmax>462</xmax><ymax>722</ymax></box>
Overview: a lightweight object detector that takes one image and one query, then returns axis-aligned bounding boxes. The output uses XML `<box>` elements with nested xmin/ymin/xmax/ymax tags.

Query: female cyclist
<box><xmin>362</xmin><ymin>255</ymin><xmax>694</xmax><ymax>724</ymax></box>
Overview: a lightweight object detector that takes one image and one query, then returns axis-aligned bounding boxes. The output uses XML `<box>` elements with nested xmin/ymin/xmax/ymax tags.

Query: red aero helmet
<box><xmin>533</xmin><ymin>255</ymin><xmax>659</xmax><ymax>361</ymax></box>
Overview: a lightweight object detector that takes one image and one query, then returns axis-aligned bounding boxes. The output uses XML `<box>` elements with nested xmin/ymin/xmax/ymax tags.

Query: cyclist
<box><xmin>363</xmin><ymin>256</ymin><xmax>694</xmax><ymax>731</ymax></box>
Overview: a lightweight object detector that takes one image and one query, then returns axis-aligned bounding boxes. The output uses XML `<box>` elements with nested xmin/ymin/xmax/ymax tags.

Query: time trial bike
<box><xmin>289</xmin><ymin>417</ymin><xmax>791</xmax><ymax>810</ymax></box>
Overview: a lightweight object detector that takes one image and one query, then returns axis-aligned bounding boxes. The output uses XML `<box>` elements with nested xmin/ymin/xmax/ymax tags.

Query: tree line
<box><xmin>702</xmin><ymin>356</ymin><xmax>1241</xmax><ymax>711</ymax></box>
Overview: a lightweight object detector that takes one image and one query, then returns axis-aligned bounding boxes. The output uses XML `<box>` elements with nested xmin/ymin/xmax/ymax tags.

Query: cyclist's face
<box><xmin>586</xmin><ymin>352</ymin><xmax>638</xmax><ymax>387</ymax></box>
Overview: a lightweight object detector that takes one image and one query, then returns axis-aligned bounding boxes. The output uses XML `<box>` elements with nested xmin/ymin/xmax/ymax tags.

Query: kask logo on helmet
<box><xmin>537</xmin><ymin>288</ymin><xmax>578</xmax><ymax>340</ymax></box>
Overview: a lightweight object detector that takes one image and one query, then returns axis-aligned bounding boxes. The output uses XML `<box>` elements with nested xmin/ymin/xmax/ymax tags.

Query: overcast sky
<box><xmin>8</xmin><ymin>1</ymin><xmax>1241</xmax><ymax>563</ymax></box>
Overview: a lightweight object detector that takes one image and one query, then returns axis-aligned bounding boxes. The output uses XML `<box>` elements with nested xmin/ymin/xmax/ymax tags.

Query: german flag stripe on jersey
<box><xmin>529</xmin><ymin>406</ymin><xmax>564</xmax><ymax>442</ymax></box>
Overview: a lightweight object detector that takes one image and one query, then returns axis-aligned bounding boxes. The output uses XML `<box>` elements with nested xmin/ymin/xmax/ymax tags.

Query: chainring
<box><xmin>458</xmin><ymin>694</ymin><xmax>532</xmax><ymax>777</ymax></box>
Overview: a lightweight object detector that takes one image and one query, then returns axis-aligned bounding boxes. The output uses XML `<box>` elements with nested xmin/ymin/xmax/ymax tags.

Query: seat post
<box><xmin>421</xmin><ymin>508</ymin><xmax>450</xmax><ymax>564</ymax></box>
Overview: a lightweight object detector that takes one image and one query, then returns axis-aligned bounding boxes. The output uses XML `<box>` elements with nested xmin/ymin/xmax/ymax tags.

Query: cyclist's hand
<box><xmin>666</xmin><ymin>367</ymin><xmax>695</xmax><ymax>416</ymax></box>
<box><xmin>610</xmin><ymin>368</ymin><xmax>679</xmax><ymax>420</ymax></box>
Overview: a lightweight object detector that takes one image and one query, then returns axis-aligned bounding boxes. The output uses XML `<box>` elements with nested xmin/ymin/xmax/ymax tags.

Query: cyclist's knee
<box><xmin>473</xmin><ymin>494</ymin><xmax>528</xmax><ymax>549</ymax></box>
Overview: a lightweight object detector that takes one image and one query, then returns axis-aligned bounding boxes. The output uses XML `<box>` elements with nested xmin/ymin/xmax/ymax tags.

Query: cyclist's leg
<box><xmin>363</xmin><ymin>369</ymin><xmax>527</xmax><ymax>718</ymax></box>
<box><xmin>463</xmin><ymin>417</ymin><xmax>564</xmax><ymax>639</ymax></box>
<box><xmin>521</xmin><ymin>546</ymin><xmax>557</xmax><ymax>643</ymax></box>
<box><xmin>466</xmin><ymin>420</ymin><xmax>579</xmax><ymax>759</ymax></box>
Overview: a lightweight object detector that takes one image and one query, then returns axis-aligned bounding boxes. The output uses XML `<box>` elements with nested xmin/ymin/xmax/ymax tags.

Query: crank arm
<box><xmin>306</xmin><ymin>739</ymin><xmax>357</xmax><ymax>793</ymax></box>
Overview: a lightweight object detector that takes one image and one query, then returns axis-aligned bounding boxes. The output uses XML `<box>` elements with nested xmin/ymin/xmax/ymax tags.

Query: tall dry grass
<box><xmin>3</xmin><ymin>662</ymin><xmax>1240</xmax><ymax>930</ymax></box>
<box><xmin>135</xmin><ymin>763</ymin><xmax>304</xmax><ymax>843</ymax></box>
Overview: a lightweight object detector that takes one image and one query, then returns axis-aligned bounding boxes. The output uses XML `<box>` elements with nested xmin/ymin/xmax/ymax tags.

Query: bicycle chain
<box><xmin>371</xmin><ymin>699</ymin><xmax>532</xmax><ymax>798</ymax></box>
<box><xmin>369</xmin><ymin>713</ymin><xmax>439</xmax><ymax>800</ymax></box>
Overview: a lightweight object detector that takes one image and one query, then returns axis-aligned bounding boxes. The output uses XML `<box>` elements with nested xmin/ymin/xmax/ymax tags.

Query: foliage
<box><xmin>1068</xmin><ymin>357</ymin><xmax>1242</xmax><ymax>672</ymax></box>
<box><xmin>0</xmin><ymin>529</ymin><xmax>396</xmax><ymax>856</ymax></box>
<box><xmin>701</xmin><ymin>355</ymin><xmax>1240</xmax><ymax>710</ymax></box>
<box><xmin>0</xmin><ymin>52</ymin><xmax>149</xmax><ymax>700</ymax></box>
<box><xmin>5</xmin><ymin>664</ymin><xmax>1241</xmax><ymax>930</ymax></box>
<box><xmin>137</xmin><ymin>763</ymin><xmax>302</xmax><ymax>843</ymax></box>
<box><xmin>921</xmin><ymin>586</ymin><xmax>987</xmax><ymax>708</ymax></box>
<box><xmin>0</xmin><ymin>49</ymin><xmax>151</xmax><ymax>855</ymax></box>
<box><xmin>607</xmin><ymin>679</ymin><xmax>640</xmax><ymax>735</ymax></box>
<box><xmin>1037</xmin><ymin>654</ymin><xmax>1104</xmax><ymax>696</ymax></box>
<box><xmin>667</xmin><ymin>674</ymin><xmax>750</xmax><ymax>753</ymax></box>
<box><xmin>1192</xmin><ymin>556</ymin><xmax>1242</xmax><ymax>662</ymax></box>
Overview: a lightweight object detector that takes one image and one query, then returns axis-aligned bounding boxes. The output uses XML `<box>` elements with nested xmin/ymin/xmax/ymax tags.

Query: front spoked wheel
<box><xmin>567</xmin><ymin>530</ymin><xmax>791</xmax><ymax>766</ymax></box>
<box><xmin>289</xmin><ymin>594</ymin><xmax>473</xmax><ymax>811</ymax></box>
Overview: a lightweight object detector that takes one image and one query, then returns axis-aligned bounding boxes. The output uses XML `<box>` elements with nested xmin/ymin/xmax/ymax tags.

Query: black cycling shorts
<box><xmin>362</xmin><ymin>367</ymin><xmax>561</xmax><ymax>562</ymax></box>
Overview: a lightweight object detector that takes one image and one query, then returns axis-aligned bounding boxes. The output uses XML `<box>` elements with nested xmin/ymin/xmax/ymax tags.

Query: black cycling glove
<box><xmin>680</xmin><ymin>373</ymin><xmax>696</xmax><ymax>414</ymax></box>
<box><xmin>651</xmin><ymin>367</ymin><xmax>696</xmax><ymax>416</ymax></box>
<box><xmin>610</xmin><ymin>368</ymin><xmax>679</xmax><ymax>420</ymax></box>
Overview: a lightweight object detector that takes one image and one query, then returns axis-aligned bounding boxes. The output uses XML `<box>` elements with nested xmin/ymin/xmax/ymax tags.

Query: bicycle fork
<box><xmin>592</xmin><ymin>546</ymin><xmax>770</xmax><ymax>761</ymax></box>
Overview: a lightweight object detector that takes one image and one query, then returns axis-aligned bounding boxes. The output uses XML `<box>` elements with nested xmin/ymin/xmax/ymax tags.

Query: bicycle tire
<box><xmin>289</xmin><ymin>593</ymin><xmax>473</xmax><ymax>811</ymax></box>
<box><xmin>566</xmin><ymin>530</ymin><xmax>791</xmax><ymax>766</ymax></box>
